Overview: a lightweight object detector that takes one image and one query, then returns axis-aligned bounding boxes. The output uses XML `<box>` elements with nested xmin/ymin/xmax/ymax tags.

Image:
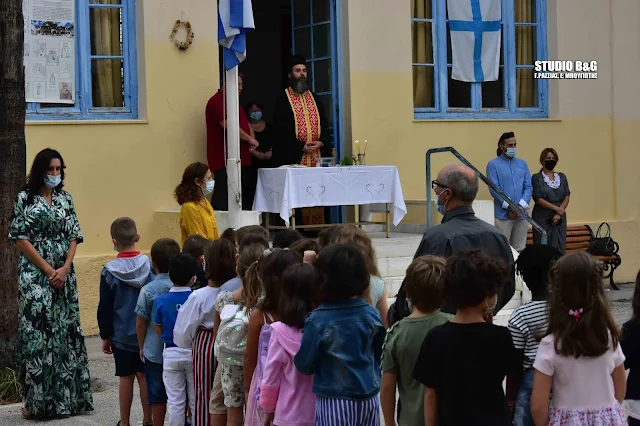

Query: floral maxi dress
<box><xmin>9</xmin><ymin>190</ymin><xmax>94</xmax><ymax>417</ymax></box>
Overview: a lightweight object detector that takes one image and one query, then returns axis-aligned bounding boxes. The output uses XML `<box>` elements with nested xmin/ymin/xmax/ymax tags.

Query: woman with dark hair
<box><xmin>9</xmin><ymin>148</ymin><xmax>93</xmax><ymax>419</ymax></box>
<box><xmin>531</xmin><ymin>148</ymin><xmax>570</xmax><ymax>253</ymax></box>
<box><xmin>245</xmin><ymin>101</ymin><xmax>274</xmax><ymax>214</ymax></box>
<box><xmin>175</xmin><ymin>162</ymin><xmax>219</xmax><ymax>245</ymax></box>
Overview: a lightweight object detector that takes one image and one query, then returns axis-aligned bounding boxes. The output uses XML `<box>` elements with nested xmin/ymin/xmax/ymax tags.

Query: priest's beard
<box><xmin>290</xmin><ymin>76</ymin><xmax>309</xmax><ymax>94</ymax></box>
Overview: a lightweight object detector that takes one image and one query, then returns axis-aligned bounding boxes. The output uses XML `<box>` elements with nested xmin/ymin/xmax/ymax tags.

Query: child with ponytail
<box><xmin>243</xmin><ymin>249</ymin><xmax>303</xmax><ymax>426</ymax></box>
<box><xmin>260</xmin><ymin>263</ymin><xmax>319</xmax><ymax>425</ymax></box>
<box><xmin>530</xmin><ymin>251</ymin><xmax>626</xmax><ymax>425</ymax></box>
<box><xmin>211</xmin><ymin>244</ymin><xmax>265</xmax><ymax>426</ymax></box>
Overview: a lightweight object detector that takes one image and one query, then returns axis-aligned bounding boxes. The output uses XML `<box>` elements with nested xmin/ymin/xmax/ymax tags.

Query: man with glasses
<box><xmin>486</xmin><ymin>131</ymin><xmax>533</xmax><ymax>253</ymax></box>
<box><xmin>389</xmin><ymin>164</ymin><xmax>515</xmax><ymax>322</ymax></box>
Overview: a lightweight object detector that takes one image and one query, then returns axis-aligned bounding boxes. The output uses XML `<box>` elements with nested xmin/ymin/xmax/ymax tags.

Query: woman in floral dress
<box><xmin>9</xmin><ymin>148</ymin><xmax>93</xmax><ymax>419</ymax></box>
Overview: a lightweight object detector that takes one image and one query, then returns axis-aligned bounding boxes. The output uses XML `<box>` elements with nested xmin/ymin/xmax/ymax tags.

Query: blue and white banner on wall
<box><xmin>447</xmin><ymin>0</ymin><xmax>501</xmax><ymax>82</ymax></box>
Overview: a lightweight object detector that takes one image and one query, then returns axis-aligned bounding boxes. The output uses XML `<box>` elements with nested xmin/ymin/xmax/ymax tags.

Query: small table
<box><xmin>253</xmin><ymin>165</ymin><xmax>407</xmax><ymax>238</ymax></box>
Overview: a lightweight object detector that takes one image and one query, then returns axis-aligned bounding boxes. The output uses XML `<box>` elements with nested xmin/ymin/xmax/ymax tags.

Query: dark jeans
<box><xmin>211</xmin><ymin>167</ymin><xmax>255</xmax><ymax>211</ymax></box>
<box><xmin>629</xmin><ymin>417</ymin><xmax>640</xmax><ymax>425</ymax></box>
<box><xmin>513</xmin><ymin>368</ymin><xmax>535</xmax><ymax>426</ymax></box>
<box><xmin>144</xmin><ymin>358</ymin><xmax>167</xmax><ymax>405</ymax></box>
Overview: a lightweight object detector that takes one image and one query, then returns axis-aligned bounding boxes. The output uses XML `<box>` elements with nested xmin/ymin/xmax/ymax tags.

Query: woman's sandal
<box><xmin>21</xmin><ymin>407</ymin><xmax>33</xmax><ymax>419</ymax></box>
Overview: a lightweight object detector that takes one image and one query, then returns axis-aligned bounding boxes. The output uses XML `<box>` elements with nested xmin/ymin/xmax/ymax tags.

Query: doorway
<box><xmin>222</xmin><ymin>0</ymin><xmax>344</xmax><ymax>223</ymax></box>
<box><xmin>220</xmin><ymin>0</ymin><xmax>342</xmax><ymax>158</ymax></box>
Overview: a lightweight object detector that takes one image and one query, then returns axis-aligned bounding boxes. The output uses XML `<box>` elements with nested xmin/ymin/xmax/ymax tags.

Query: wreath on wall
<box><xmin>170</xmin><ymin>20</ymin><xmax>194</xmax><ymax>50</ymax></box>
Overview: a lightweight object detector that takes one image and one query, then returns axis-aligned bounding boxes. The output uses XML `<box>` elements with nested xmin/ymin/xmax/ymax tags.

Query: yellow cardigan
<box><xmin>179</xmin><ymin>199</ymin><xmax>219</xmax><ymax>245</ymax></box>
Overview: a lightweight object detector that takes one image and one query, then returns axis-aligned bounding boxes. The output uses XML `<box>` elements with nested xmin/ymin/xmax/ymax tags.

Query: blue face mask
<box><xmin>250</xmin><ymin>111</ymin><xmax>263</xmax><ymax>121</ymax></box>
<box><xmin>435</xmin><ymin>190</ymin><xmax>449</xmax><ymax>215</ymax></box>
<box><xmin>505</xmin><ymin>147</ymin><xmax>517</xmax><ymax>158</ymax></box>
<box><xmin>45</xmin><ymin>174</ymin><xmax>61</xmax><ymax>189</ymax></box>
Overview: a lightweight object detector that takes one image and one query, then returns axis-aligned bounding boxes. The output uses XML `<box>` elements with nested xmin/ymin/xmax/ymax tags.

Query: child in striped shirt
<box><xmin>507</xmin><ymin>244</ymin><xmax>561</xmax><ymax>426</ymax></box>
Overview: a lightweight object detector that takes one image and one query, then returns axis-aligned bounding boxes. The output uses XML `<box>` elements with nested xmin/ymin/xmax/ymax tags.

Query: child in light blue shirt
<box><xmin>135</xmin><ymin>238</ymin><xmax>181</xmax><ymax>425</ymax></box>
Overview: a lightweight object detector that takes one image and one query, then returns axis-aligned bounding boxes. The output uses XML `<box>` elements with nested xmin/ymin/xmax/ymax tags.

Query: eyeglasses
<box><xmin>431</xmin><ymin>180</ymin><xmax>449</xmax><ymax>191</ymax></box>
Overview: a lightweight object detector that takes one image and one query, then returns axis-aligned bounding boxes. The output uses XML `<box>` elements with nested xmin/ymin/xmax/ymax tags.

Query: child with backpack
<box><xmin>213</xmin><ymin>243</ymin><xmax>268</xmax><ymax>426</ymax></box>
<box><xmin>173</xmin><ymin>238</ymin><xmax>237</xmax><ymax>426</ymax></box>
<box><xmin>530</xmin><ymin>251</ymin><xmax>626</xmax><ymax>425</ymax></box>
<box><xmin>260</xmin><ymin>263</ymin><xmax>318</xmax><ymax>426</ymax></box>
<box><xmin>244</xmin><ymin>249</ymin><xmax>303</xmax><ymax>426</ymax></box>
<box><xmin>294</xmin><ymin>244</ymin><xmax>386</xmax><ymax>425</ymax></box>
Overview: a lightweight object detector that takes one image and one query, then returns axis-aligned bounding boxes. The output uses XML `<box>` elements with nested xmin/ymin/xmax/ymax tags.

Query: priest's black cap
<box><xmin>288</xmin><ymin>54</ymin><xmax>307</xmax><ymax>72</ymax></box>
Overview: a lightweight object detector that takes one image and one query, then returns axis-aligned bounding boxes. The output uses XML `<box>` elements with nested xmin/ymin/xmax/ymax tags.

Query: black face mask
<box><xmin>544</xmin><ymin>159</ymin><xmax>557</xmax><ymax>170</ymax></box>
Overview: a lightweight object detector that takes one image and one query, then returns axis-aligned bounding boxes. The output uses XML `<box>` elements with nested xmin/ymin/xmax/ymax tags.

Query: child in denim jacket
<box><xmin>294</xmin><ymin>244</ymin><xmax>386</xmax><ymax>426</ymax></box>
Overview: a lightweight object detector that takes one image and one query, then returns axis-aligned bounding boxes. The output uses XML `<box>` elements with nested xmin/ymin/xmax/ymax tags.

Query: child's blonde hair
<box><xmin>546</xmin><ymin>251</ymin><xmax>620</xmax><ymax>357</ymax></box>
<box><xmin>243</xmin><ymin>248</ymin><xmax>302</xmax><ymax>315</ymax></box>
<box><xmin>238</xmin><ymin>244</ymin><xmax>266</xmax><ymax>313</ymax></box>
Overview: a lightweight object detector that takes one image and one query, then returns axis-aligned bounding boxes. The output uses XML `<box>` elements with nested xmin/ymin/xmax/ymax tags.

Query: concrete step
<box><xmin>371</xmin><ymin>233</ymin><xmax>422</xmax><ymax>259</ymax></box>
<box><xmin>377</xmin><ymin>256</ymin><xmax>414</xmax><ymax>279</ymax></box>
<box><xmin>383</xmin><ymin>276</ymin><xmax>405</xmax><ymax>297</ymax></box>
<box><xmin>504</xmin><ymin>291</ymin><xmax>523</xmax><ymax>310</ymax></box>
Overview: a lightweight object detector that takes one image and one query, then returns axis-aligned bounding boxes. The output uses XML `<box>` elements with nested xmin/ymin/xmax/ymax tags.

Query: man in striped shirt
<box><xmin>508</xmin><ymin>244</ymin><xmax>561</xmax><ymax>426</ymax></box>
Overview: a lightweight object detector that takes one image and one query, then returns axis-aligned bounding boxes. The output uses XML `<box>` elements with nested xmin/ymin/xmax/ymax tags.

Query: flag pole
<box><xmin>225</xmin><ymin>67</ymin><xmax>242</xmax><ymax>229</ymax></box>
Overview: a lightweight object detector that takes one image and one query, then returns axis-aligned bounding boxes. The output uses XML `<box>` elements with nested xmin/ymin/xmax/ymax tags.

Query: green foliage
<box><xmin>339</xmin><ymin>156</ymin><xmax>354</xmax><ymax>166</ymax></box>
<box><xmin>0</xmin><ymin>367</ymin><xmax>21</xmax><ymax>405</ymax></box>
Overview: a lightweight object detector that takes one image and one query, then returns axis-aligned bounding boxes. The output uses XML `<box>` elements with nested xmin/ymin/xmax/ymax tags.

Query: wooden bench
<box><xmin>526</xmin><ymin>225</ymin><xmax>622</xmax><ymax>290</ymax></box>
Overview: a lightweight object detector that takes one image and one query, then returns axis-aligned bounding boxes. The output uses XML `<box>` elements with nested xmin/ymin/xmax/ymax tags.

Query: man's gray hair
<box><xmin>440</xmin><ymin>166</ymin><xmax>479</xmax><ymax>204</ymax></box>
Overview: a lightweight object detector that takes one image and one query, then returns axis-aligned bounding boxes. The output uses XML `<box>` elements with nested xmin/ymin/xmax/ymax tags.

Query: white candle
<box><xmin>355</xmin><ymin>140</ymin><xmax>360</xmax><ymax>155</ymax></box>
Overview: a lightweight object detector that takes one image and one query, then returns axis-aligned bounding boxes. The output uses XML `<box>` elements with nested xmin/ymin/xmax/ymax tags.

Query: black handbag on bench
<box><xmin>588</xmin><ymin>222</ymin><xmax>615</xmax><ymax>256</ymax></box>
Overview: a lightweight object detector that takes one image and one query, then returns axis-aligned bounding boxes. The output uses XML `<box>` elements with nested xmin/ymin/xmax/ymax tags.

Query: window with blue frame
<box><xmin>26</xmin><ymin>0</ymin><xmax>138</xmax><ymax>120</ymax></box>
<box><xmin>411</xmin><ymin>0</ymin><xmax>547</xmax><ymax>119</ymax></box>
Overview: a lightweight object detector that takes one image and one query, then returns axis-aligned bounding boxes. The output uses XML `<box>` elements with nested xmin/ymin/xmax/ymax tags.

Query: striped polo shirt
<box><xmin>508</xmin><ymin>300</ymin><xmax>549</xmax><ymax>369</ymax></box>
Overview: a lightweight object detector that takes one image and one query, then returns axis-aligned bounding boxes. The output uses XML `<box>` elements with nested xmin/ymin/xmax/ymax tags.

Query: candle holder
<box><xmin>357</xmin><ymin>153</ymin><xmax>366</xmax><ymax>165</ymax></box>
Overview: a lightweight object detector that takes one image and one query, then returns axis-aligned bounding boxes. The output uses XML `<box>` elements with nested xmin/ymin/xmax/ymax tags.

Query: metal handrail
<box><xmin>426</xmin><ymin>147</ymin><xmax>548</xmax><ymax>245</ymax></box>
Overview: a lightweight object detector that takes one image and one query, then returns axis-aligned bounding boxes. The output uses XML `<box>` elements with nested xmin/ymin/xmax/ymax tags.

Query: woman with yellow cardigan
<box><xmin>175</xmin><ymin>162</ymin><xmax>220</xmax><ymax>245</ymax></box>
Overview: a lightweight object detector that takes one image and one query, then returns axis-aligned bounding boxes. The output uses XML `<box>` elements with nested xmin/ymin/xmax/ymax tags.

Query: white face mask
<box><xmin>202</xmin><ymin>180</ymin><xmax>215</xmax><ymax>195</ymax></box>
<box><xmin>45</xmin><ymin>174</ymin><xmax>62</xmax><ymax>189</ymax></box>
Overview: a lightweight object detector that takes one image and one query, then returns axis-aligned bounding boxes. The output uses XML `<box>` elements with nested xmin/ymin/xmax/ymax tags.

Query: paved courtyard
<box><xmin>0</xmin><ymin>284</ymin><xmax>634</xmax><ymax>426</ymax></box>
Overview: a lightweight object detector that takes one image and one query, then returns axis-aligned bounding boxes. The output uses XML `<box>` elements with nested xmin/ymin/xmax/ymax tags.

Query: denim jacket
<box><xmin>294</xmin><ymin>297</ymin><xmax>386</xmax><ymax>401</ymax></box>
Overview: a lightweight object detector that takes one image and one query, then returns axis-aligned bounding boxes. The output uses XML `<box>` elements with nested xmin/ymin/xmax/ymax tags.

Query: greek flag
<box><xmin>218</xmin><ymin>0</ymin><xmax>255</xmax><ymax>71</ymax></box>
<box><xmin>447</xmin><ymin>0</ymin><xmax>501</xmax><ymax>82</ymax></box>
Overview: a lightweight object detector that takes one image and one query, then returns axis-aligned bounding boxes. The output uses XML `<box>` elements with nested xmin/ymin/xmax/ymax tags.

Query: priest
<box><xmin>273</xmin><ymin>54</ymin><xmax>333</xmax><ymax>227</ymax></box>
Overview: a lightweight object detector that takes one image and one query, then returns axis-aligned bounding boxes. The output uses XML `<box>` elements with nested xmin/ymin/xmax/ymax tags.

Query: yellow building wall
<box><xmin>345</xmin><ymin>0</ymin><xmax>640</xmax><ymax>281</ymax></box>
<box><xmin>24</xmin><ymin>0</ymin><xmax>218</xmax><ymax>335</ymax></box>
<box><xmin>22</xmin><ymin>0</ymin><xmax>640</xmax><ymax>335</ymax></box>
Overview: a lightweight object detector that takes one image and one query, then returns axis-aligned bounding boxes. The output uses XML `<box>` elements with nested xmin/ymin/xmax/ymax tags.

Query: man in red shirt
<box><xmin>206</xmin><ymin>74</ymin><xmax>259</xmax><ymax>211</ymax></box>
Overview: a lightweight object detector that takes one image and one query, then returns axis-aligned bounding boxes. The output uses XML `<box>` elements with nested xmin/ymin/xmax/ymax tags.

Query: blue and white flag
<box><xmin>447</xmin><ymin>0</ymin><xmax>501</xmax><ymax>82</ymax></box>
<box><xmin>218</xmin><ymin>0</ymin><xmax>255</xmax><ymax>71</ymax></box>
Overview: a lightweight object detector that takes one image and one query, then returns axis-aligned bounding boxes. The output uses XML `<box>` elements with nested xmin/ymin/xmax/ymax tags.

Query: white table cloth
<box><xmin>253</xmin><ymin>165</ymin><xmax>407</xmax><ymax>227</ymax></box>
